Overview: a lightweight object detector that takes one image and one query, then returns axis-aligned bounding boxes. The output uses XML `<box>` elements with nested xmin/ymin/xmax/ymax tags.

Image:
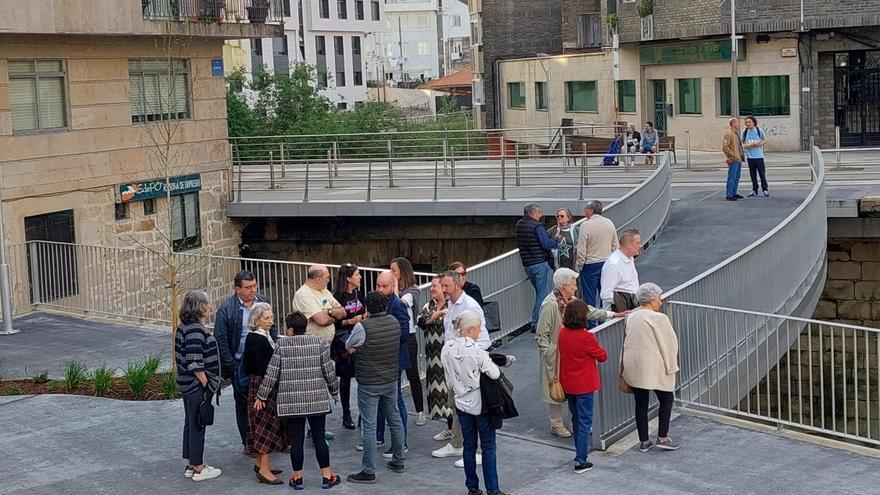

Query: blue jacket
<box><xmin>213</xmin><ymin>293</ymin><xmax>278</xmax><ymax>375</ymax></box>
<box><xmin>386</xmin><ymin>293</ymin><xmax>411</xmax><ymax>370</ymax></box>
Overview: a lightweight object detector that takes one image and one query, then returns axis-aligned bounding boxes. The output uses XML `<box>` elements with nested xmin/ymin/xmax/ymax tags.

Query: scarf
<box><xmin>554</xmin><ymin>289</ymin><xmax>569</xmax><ymax>317</ymax></box>
<box><xmin>252</xmin><ymin>328</ymin><xmax>275</xmax><ymax>349</ymax></box>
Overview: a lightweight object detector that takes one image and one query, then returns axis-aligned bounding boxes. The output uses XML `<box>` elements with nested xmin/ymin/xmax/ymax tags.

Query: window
<box><xmin>115</xmin><ymin>203</ymin><xmax>129</xmax><ymax>221</ymax></box>
<box><xmin>507</xmin><ymin>82</ymin><xmax>526</xmax><ymax>109</ymax></box>
<box><xmin>717</xmin><ymin>75</ymin><xmax>790</xmax><ymax>116</ymax></box>
<box><xmin>535</xmin><ymin>81</ymin><xmax>548</xmax><ymax>110</ymax></box>
<box><xmin>171</xmin><ymin>192</ymin><xmax>200</xmax><ymax>251</ymax></box>
<box><xmin>129</xmin><ymin>59</ymin><xmax>190</xmax><ymax>123</ymax></box>
<box><xmin>143</xmin><ymin>198</ymin><xmax>156</xmax><ymax>216</ymax></box>
<box><xmin>9</xmin><ymin>60</ymin><xmax>68</xmax><ymax>133</ymax></box>
<box><xmin>371</xmin><ymin>0</ymin><xmax>380</xmax><ymax>20</ymax></box>
<box><xmin>676</xmin><ymin>78</ymin><xmax>701</xmax><ymax>114</ymax></box>
<box><xmin>336</xmin><ymin>71</ymin><xmax>346</xmax><ymax>86</ymax></box>
<box><xmin>337</xmin><ymin>0</ymin><xmax>347</xmax><ymax>18</ymax></box>
<box><xmin>416</xmin><ymin>14</ymin><xmax>429</xmax><ymax>28</ymax></box>
<box><xmin>319</xmin><ymin>0</ymin><xmax>329</xmax><ymax>18</ymax></box>
<box><xmin>316</xmin><ymin>36</ymin><xmax>327</xmax><ymax>88</ymax></box>
<box><xmin>316</xmin><ymin>36</ymin><xmax>326</xmax><ymax>55</ymax></box>
<box><xmin>355</xmin><ymin>0</ymin><xmax>364</xmax><ymax>19</ymax></box>
<box><xmin>283</xmin><ymin>0</ymin><xmax>291</xmax><ymax>16</ymax></box>
<box><xmin>273</xmin><ymin>36</ymin><xmax>290</xmax><ymax>74</ymax></box>
<box><xmin>352</xmin><ymin>36</ymin><xmax>361</xmax><ymax>55</ymax></box>
<box><xmin>565</xmin><ymin>81</ymin><xmax>597</xmax><ymax>112</ymax></box>
<box><xmin>335</xmin><ymin>36</ymin><xmax>344</xmax><ymax>55</ymax></box>
<box><xmin>337</xmin><ymin>102</ymin><xmax>348</xmax><ymax>110</ymax></box>
<box><xmin>354</xmin><ymin>71</ymin><xmax>363</xmax><ymax>85</ymax></box>
<box><xmin>617</xmin><ymin>80</ymin><xmax>636</xmax><ymax>113</ymax></box>
<box><xmin>418</xmin><ymin>42</ymin><xmax>429</xmax><ymax>56</ymax></box>
<box><xmin>452</xmin><ymin>15</ymin><xmax>461</xmax><ymax>27</ymax></box>
<box><xmin>470</xmin><ymin>15</ymin><xmax>482</xmax><ymax>45</ymax></box>
<box><xmin>577</xmin><ymin>14</ymin><xmax>601</xmax><ymax>48</ymax></box>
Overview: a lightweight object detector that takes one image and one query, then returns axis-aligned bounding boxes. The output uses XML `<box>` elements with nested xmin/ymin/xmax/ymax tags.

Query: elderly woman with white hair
<box><xmin>242</xmin><ymin>302</ymin><xmax>287</xmax><ymax>485</ymax></box>
<box><xmin>442</xmin><ymin>310</ymin><xmax>505</xmax><ymax>495</ymax></box>
<box><xmin>621</xmin><ymin>283</ymin><xmax>680</xmax><ymax>452</ymax></box>
<box><xmin>536</xmin><ymin>267</ymin><xmax>625</xmax><ymax>438</ymax></box>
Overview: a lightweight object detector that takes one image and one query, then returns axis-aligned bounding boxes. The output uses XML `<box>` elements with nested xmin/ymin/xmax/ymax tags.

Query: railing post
<box><xmin>327</xmin><ymin>150</ymin><xmax>334</xmax><ymax>189</ymax></box>
<box><xmin>333</xmin><ymin>140</ymin><xmax>340</xmax><ymax>177</ymax></box>
<box><xmin>835</xmin><ymin>125</ymin><xmax>841</xmax><ymax>169</ymax></box>
<box><xmin>433</xmin><ymin>159</ymin><xmax>439</xmax><ymax>201</ymax></box>
<box><xmin>500</xmin><ymin>153</ymin><xmax>506</xmax><ymax>200</ymax></box>
<box><xmin>579</xmin><ymin>155</ymin><xmax>586</xmax><ymax>200</ymax></box>
<box><xmin>235</xmin><ymin>163</ymin><xmax>242</xmax><ymax>202</ymax></box>
<box><xmin>561</xmin><ymin>133</ymin><xmax>567</xmax><ymax>168</ymax></box>
<box><xmin>387</xmin><ymin>139</ymin><xmax>394</xmax><ymax>188</ymax></box>
<box><xmin>366</xmin><ymin>160</ymin><xmax>373</xmax><ymax>201</ymax></box>
<box><xmin>809</xmin><ymin>135</ymin><xmax>816</xmax><ymax>183</ymax></box>
<box><xmin>443</xmin><ymin>137</ymin><xmax>449</xmax><ymax>175</ymax></box>
<box><xmin>269</xmin><ymin>150</ymin><xmax>276</xmax><ymax>189</ymax></box>
<box><xmin>303</xmin><ymin>161</ymin><xmax>310</xmax><ymax>202</ymax></box>
<box><xmin>280</xmin><ymin>142</ymin><xmax>286</xmax><ymax>178</ymax></box>
<box><xmin>450</xmin><ymin>146</ymin><xmax>456</xmax><ymax>187</ymax></box>
<box><xmin>685</xmin><ymin>130</ymin><xmax>691</xmax><ymax>170</ymax></box>
<box><xmin>28</xmin><ymin>242</ymin><xmax>41</xmax><ymax>306</ymax></box>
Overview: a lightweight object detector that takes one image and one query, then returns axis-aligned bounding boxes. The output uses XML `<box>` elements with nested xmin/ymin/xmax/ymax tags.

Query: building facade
<box><xmin>228</xmin><ymin>0</ymin><xmax>383</xmax><ymax>108</ymax></box>
<box><xmin>488</xmin><ymin>0</ymin><xmax>880</xmax><ymax>150</ymax></box>
<box><xmin>0</xmin><ymin>1</ymin><xmax>282</xmax><ymax>259</ymax></box>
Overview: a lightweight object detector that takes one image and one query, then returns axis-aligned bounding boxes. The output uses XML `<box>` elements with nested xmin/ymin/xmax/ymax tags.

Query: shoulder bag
<box><xmin>548</xmin><ymin>327</ymin><xmax>566</xmax><ymax>403</ymax></box>
<box><xmin>618</xmin><ymin>334</ymin><xmax>634</xmax><ymax>394</ymax></box>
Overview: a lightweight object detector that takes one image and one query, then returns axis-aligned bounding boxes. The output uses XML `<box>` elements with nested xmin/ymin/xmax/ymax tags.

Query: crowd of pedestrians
<box><xmin>175</xmin><ymin>213</ymin><xmax>681</xmax><ymax>492</ymax></box>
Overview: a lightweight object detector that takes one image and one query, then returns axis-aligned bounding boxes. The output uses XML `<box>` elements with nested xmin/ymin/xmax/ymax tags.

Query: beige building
<box><xmin>0</xmin><ymin>0</ymin><xmax>283</xmax><ymax>256</ymax></box>
<box><xmin>498</xmin><ymin>34</ymin><xmax>801</xmax><ymax>151</ymax></box>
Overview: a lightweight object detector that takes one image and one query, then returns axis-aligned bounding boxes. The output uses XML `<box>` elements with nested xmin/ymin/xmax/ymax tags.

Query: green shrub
<box><xmin>63</xmin><ymin>361</ymin><xmax>88</xmax><ymax>392</ymax></box>
<box><xmin>161</xmin><ymin>373</ymin><xmax>178</xmax><ymax>399</ymax></box>
<box><xmin>92</xmin><ymin>367</ymin><xmax>114</xmax><ymax>397</ymax></box>
<box><xmin>141</xmin><ymin>353</ymin><xmax>163</xmax><ymax>376</ymax></box>
<box><xmin>31</xmin><ymin>370</ymin><xmax>49</xmax><ymax>384</ymax></box>
<box><xmin>3</xmin><ymin>384</ymin><xmax>23</xmax><ymax>396</ymax></box>
<box><xmin>45</xmin><ymin>379</ymin><xmax>57</xmax><ymax>392</ymax></box>
<box><xmin>0</xmin><ymin>358</ymin><xmax>6</xmax><ymax>381</ymax></box>
<box><xmin>123</xmin><ymin>360</ymin><xmax>153</xmax><ymax>397</ymax></box>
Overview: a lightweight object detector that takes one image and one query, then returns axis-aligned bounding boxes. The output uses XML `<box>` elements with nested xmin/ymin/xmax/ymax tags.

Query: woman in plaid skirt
<box><xmin>243</xmin><ymin>302</ymin><xmax>288</xmax><ymax>485</ymax></box>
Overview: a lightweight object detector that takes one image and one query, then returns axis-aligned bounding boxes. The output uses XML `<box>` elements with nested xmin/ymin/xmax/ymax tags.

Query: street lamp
<box><xmin>729</xmin><ymin>0</ymin><xmax>741</xmax><ymax>119</ymax></box>
<box><xmin>0</xmin><ymin>174</ymin><xmax>19</xmax><ymax>335</ymax></box>
<box><xmin>536</xmin><ymin>53</ymin><xmax>552</xmax><ymax>147</ymax></box>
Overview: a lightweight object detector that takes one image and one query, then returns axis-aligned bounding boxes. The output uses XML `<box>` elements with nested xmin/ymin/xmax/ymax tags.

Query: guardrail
<box><xmin>590</xmin><ymin>146</ymin><xmax>829</xmax><ymax>450</ymax></box>
<box><xmin>142</xmin><ymin>0</ymin><xmax>285</xmax><ymax>24</ymax></box>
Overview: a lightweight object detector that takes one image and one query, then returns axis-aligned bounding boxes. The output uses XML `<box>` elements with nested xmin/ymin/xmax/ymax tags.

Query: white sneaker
<box><xmin>454</xmin><ymin>454</ymin><xmax>482</xmax><ymax>468</ymax></box>
<box><xmin>432</xmin><ymin>443</ymin><xmax>463</xmax><ymax>458</ymax></box>
<box><xmin>433</xmin><ymin>429</ymin><xmax>453</xmax><ymax>441</ymax></box>
<box><xmin>184</xmin><ymin>467</ymin><xmax>194</xmax><ymax>478</ymax></box>
<box><xmin>191</xmin><ymin>465</ymin><xmax>222</xmax><ymax>481</ymax></box>
<box><xmin>416</xmin><ymin>412</ymin><xmax>427</xmax><ymax>426</ymax></box>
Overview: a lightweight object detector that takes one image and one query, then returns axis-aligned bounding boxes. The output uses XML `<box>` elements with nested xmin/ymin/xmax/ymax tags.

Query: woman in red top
<box><xmin>558</xmin><ymin>300</ymin><xmax>608</xmax><ymax>473</ymax></box>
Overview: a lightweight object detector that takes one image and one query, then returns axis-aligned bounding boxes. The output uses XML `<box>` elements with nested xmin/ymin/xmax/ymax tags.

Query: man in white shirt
<box><xmin>600</xmin><ymin>229</ymin><xmax>642</xmax><ymax>311</ymax></box>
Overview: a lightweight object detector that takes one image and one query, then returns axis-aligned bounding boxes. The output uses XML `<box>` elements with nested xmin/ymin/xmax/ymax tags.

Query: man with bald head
<box><xmin>374</xmin><ymin>270</ymin><xmax>412</xmax><ymax>456</ymax></box>
<box><xmin>293</xmin><ymin>264</ymin><xmax>346</xmax><ymax>344</ymax></box>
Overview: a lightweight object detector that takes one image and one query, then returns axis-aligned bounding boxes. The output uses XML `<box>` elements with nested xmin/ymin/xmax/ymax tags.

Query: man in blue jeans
<box><xmin>374</xmin><ymin>271</ymin><xmax>410</xmax><ymax>456</ymax></box>
<box><xmin>346</xmin><ymin>291</ymin><xmax>406</xmax><ymax>484</ymax></box>
<box><xmin>722</xmin><ymin>117</ymin><xmax>745</xmax><ymax>201</ymax></box>
<box><xmin>515</xmin><ymin>203</ymin><xmax>559</xmax><ymax>331</ymax></box>
<box><xmin>575</xmin><ymin>200</ymin><xmax>619</xmax><ymax>327</ymax></box>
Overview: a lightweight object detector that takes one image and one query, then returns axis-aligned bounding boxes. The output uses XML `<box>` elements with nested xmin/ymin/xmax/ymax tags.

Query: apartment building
<box><xmin>0</xmin><ymin>0</ymin><xmax>283</xmax><ymax>260</ymax></box>
<box><xmin>486</xmin><ymin>0</ymin><xmax>880</xmax><ymax>150</ymax></box>
<box><xmin>374</xmin><ymin>0</ymin><xmax>470</xmax><ymax>84</ymax></box>
<box><xmin>228</xmin><ymin>0</ymin><xmax>383</xmax><ymax>108</ymax></box>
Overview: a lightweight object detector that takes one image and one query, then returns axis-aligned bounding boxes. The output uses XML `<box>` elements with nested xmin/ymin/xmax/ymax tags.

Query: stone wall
<box><xmin>814</xmin><ymin>238</ymin><xmax>880</xmax><ymax>328</ymax></box>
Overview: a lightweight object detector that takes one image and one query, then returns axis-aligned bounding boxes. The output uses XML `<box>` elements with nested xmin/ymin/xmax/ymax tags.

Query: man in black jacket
<box><xmin>213</xmin><ymin>270</ymin><xmax>277</xmax><ymax>456</ymax></box>
<box><xmin>515</xmin><ymin>203</ymin><xmax>559</xmax><ymax>330</ymax></box>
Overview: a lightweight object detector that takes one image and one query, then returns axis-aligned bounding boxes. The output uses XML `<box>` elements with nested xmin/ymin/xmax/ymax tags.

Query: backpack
<box><xmin>742</xmin><ymin>127</ymin><xmax>764</xmax><ymax>143</ymax></box>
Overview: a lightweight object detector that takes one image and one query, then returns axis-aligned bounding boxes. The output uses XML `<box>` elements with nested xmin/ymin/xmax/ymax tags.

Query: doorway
<box><xmin>834</xmin><ymin>50</ymin><xmax>880</xmax><ymax>147</ymax></box>
<box><xmin>650</xmin><ymin>79</ymin><xmax>667</xmax><ymax>134</ymax></box>
<box><xmin>24</xmin><ymin>210</ymin><xmax>78</xmax><ymax>303</ymax></box>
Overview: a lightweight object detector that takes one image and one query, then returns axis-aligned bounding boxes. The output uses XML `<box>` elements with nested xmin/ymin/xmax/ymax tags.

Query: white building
<box><xmin>226</xmin><ymin>0</ymin><xmax>384</xmax><ymax>108</ymax></box>
<box><xmin>374</xmin><ymin>0</ymin><xmax>470</xmax><ymax>84</ymax></box>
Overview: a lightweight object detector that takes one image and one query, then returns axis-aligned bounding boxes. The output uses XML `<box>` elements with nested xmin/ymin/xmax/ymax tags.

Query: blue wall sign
<box><xmin>212</xmin><ymin>59</ymin><xmax>224</xmax><ymax>77</ymax></box>
<box><xmin>118</xmin><ymin>174</ymin><xmax>202</xmax><ymax>203</ymax></box>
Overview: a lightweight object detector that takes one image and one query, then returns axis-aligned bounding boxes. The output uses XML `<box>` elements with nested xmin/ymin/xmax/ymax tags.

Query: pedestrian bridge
<box><xmin>10</xmin><ymin>133</ymin><xmax>879</xmax><ymax>453</ymax></box>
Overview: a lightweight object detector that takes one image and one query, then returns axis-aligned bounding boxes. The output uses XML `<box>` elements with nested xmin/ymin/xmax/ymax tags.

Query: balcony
<box><xmin>142</xmin><ymin>0</ymin><xmax>284</xmax><ymax>25</ymax></box>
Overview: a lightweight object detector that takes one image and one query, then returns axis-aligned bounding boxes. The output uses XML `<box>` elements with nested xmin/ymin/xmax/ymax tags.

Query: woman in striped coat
<box><xmin>255</xmin><ymin>312</ymin><xmax>341</xmax><ymax>490</ymax></box>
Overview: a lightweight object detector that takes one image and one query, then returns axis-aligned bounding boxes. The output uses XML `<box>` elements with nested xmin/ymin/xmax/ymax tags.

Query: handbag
<box><xmin>618</xmin><ymin>340</ymin><xmax>634</xmax><ymax>395</ymax></box>
<box><xmin>548</xmin><ymin>326</ymin><xmax>566</xmax><ymax>403</ymax></box>
<box><xmin>198</xmin><ymin>390</ymin><xmax>215</xmax><ymax>427</ymax></box>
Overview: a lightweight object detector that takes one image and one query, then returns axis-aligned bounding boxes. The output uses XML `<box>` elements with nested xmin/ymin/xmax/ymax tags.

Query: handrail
<box><xmin>229</xmin><ymin>123</ymin><xmax>619</xmax><ymax>141</ymax></box>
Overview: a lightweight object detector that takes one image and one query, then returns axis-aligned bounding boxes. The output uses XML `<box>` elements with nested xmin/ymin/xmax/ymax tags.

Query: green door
<box><xmin>652</xmin><ymin>80</ymin><xmax>667</xmax><ymax>133</ymax></box>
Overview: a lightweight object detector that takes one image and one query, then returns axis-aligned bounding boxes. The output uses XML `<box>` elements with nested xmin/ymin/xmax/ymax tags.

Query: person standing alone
<box><xmin>722</xmin><ymin>117</ymin><xmax>745</xmax><ymax>201</ymax></box>
<box><xmin>742</xmin><ymin>116</ymin><xmax>769</xmax><ymax>198</ymax></box>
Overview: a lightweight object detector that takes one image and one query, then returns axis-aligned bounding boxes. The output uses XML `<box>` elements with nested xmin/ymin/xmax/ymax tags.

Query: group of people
<box><xmin>516</xmin><ymin>200</ymin><xmax>681</xmax><ymax>470</ymax></box>
<box><xmin>175</xmin><ymin>261</ymin><xmax>514</xmax><ymax>495</ymax></box>
<box><xmin>622</xmin><ymin>121</ymin><xmax>661</xmax><ymax>166</ymax></box>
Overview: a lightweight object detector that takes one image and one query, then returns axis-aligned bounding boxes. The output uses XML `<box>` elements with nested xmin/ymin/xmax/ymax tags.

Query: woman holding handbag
<box><xmin>536</xmin><ymin>268</ymin><xmax>623</xmax><ymax>439</ymax></box>
<box><xmin>175</xmin><ymin>290</ymin><xmax>223</xmax><ymax>482</ymax></box>
<box><xmin>621</xmin><ymin>283</ymin><xmax>680</xmax><ymax>453</ymax></box>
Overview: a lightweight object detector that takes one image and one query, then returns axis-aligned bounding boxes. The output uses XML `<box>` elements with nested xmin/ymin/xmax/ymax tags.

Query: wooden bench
<box><xmin>659</xmin><ymin>135</ymin><xmax>677</xmax><ymax>164</ymax></box>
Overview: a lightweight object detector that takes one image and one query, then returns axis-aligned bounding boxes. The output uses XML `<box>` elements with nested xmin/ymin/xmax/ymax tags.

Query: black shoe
<box><xmin>254</xmin><ymin>465</ymin><xmax>282</xmax><ymax>475</ymax></box>
<box><xmin>468</xmin><ymin>490</ymin><xmax>484</xmax><ymax>495</ymax></box>
<box><xmin>574</xmin><ymin>462</ymin><xmax>593</xmax><ymax>473</ymax></box>
<box><xmin>322</xmin><ymin>473</ymin><xmax>342</xmax><ymax>489</ymax></box>
<box><xmin>725</xmin><ymin>196</ymin><xmax>738</xmax><ymax>201</ymax></box>
<box><xmin>386</xmin><ymin>461</ymin><xmax>405</xmax><ymax>473</ymax></box>
<box><xmin>347</xmin><ymin>471</ymin><xmax>377</xmax><ymax>484</ymax></box>
<box><xmin>733</xmin><ymin>194</ymin><xmax>744</xmax><ymax>199</ymax></box>
<box><xmin>256</xmin><ymin>471</ymin><xmax>284</xmax><ymax>485</ymax></box>
<box><xmin>342</xmin><ymin>414</ymin><xmax>356</xmax><ymax>430</ymax></box>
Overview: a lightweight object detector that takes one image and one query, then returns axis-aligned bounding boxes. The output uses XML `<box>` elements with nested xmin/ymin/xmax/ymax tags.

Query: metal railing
<box><xmin>142</xmin><ymin>0</ymin><xmax>285</xmax><ymax>24</ymax></box>
<box><xmin>666</xmin><ymin>301</ymin><xmax>880</xmax><ymax>447</ymax></box>
<box><xmin>590</xmin><ymin>146</ymin><xmax>828</xmax><ymax>449</ymax></box>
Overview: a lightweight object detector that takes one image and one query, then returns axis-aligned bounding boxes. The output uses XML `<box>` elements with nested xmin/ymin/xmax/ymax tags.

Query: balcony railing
<box><xmin>142</xmin><ymin>0</ymin><xmax>285</xmax><ymax>24</ymax></box>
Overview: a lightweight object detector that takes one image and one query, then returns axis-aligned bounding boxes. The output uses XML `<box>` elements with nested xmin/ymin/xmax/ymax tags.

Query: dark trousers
<box><xmin>457</xmin><ymin>410</ymin><xmax>500</xmax><ymax>494</ymax></box>
<box><xmin>633</xmin><ymin>387</ymin><xmax>674</xmax><ymax>442</ymax></box>
<box><xmin>579</xmin><ymin>262</ymin><xmax>603</xmax><ymax>328</ymax></box>
<box><xmin>747</xmin><ymin>157</ymin><xmax>768</xmax><ymax>192</ymax></box>
<box><xmin>231</xmin><ymin>360</ymin><xmax>250</xmax><ymax>448</ymax></box>
<box><xmin>339</xmin><ymin>375</ymin><xmax>352</xmax><ymax>417</ymax></box>
<box><xmin>182</xmin><ymin>390</ymin><xmax>206</xmax><ymax>466</ymax></box>
<box><xmin>404</xmin><ymin>336</ymin><xmax>424</xmax><ymax>413</ymax></box>
<box><xmin>286</xmin><ymin>415</ymin><xmax>330</xmax><ymax>471</ymax></box>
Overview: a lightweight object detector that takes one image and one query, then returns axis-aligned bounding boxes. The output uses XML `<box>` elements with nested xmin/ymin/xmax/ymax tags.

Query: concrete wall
<box><xmin>0</xmin><ymin>35</ymin><xmax>240</xmax><ymax>254</ymax></box>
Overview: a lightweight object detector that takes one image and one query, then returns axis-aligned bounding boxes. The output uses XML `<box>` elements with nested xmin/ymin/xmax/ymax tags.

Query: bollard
<box><xmin>685</xmin><ymin>130</ymin><xmax>691</xmax><ymax>170</ymax></box>
<box><xmin>303</xmin><ymin>161</ymin><xmax>310</xmax><ymax>202</ymax></box>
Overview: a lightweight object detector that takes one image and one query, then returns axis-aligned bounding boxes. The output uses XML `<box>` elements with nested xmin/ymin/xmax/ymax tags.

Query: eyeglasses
<box><xmin>555</xmin><ymin>214</ymin><xmax>566</xmax><ymax>218</ymax></box>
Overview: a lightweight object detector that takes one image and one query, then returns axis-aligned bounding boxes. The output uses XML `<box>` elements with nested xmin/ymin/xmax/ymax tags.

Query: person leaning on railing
<box><xmin>175</xmin><ymin>290</ymin><xmax>222</xmax><ymax>482</ymax></box>
<box><xmin>621</xmin><ymin>283</ymin><xmax>681</xmax><ymax>453</ymax></box>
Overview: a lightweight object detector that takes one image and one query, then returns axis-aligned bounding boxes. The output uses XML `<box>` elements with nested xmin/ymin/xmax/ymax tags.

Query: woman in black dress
<box><xmin>417</xmin><ymin>276</ymin><xmax>453</xmax><ymax>432</ymax></box>
<box><xmin>331</xmin><ymin>263</ymin><xmax>365</xmax><ymax>430</ymax></box>
<box><xmin>243</xmin><ymin>302</ymin><xmax>287</xmax><ymax>485</ymax></box>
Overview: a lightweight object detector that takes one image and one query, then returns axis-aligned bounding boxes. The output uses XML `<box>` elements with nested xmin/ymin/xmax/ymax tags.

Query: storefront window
<box><xmin>676</xmin><ymin>78</ymin><xmax>701</xmax><ymax>114</ymax></box>
<box><xmin>717</xmin><ymin>76</ymin><xmax>790</xmax><ymax>116</ymax></box>
<box><xmin>617</xmin><ymin>80</ymin><xmax>636</xmax><ymax>113</ymax></box>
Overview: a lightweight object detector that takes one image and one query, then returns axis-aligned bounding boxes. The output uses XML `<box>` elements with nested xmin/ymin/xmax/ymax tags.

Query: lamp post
<box><xmin>536</xmin><ymin>53</ymin><xmax>552</xmax><ymax>147</ymax></box>
<box><xmin>0</xmin><ymin>173</ymin><xmax>19</xmax><ymax>335</ymax></box>
<box><xmin>730</xmin><ymin>0</ymin><xmax>740</xmax><ymax>118</ymax></box>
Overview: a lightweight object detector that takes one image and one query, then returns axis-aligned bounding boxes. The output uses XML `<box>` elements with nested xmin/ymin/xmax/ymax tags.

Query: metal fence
<box><xmin>142</xmin><ymin>0</ymin><xmax>285</xmax><ymax>23</ymax></box>
<box><xmin>590</xmin><ymin>146</ymin><xmax>828</xmax><ymax>449</ymax></box>
<box><xmin>666</xmin><ymin>301</ymin><xmax>880</xmax><ymax>447</ymax></box>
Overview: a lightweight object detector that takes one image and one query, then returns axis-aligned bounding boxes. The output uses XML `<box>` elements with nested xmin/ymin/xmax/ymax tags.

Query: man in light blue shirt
<box><xmin>742</xmin><ymin>116</ymin><xmax>769</xmax><ymax>197</ymax></box>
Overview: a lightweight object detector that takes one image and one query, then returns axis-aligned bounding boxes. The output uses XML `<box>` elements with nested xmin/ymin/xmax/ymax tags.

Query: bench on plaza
<box><xmin>659</xmin><ymin>135</ymin><xmax>677</xmax><ymax>164</ymax></box>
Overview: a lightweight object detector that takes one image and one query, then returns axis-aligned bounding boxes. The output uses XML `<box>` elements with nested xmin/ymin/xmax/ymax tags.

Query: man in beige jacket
<box><xmin>575</xmin><ymin>200</ymin><xmax>619</xmax><ymax>324</ymax></box>
<box><xmin>722</xmin><ymin>117</ymin><xmax>745</xmax><ymax>201</ymax></box>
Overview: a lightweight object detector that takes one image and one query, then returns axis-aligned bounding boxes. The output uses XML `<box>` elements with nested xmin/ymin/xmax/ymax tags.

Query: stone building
<box><xmin>484</xmin><ymin>0</ymin><xmax>880</xmax><ymax>150</ymax></box>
